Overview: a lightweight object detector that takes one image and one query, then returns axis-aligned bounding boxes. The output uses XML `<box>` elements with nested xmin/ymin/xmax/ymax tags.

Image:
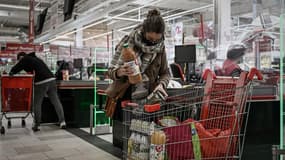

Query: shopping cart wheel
<box><xmin>21</xmin><ymin>119</ymin><xmax>26</xmax><ymax>127</ymax></box>
<box><xmin>7</xmin><ymin>120</ymin><xmax>11</xmax><ymax>128</ymax></box>
<box><xmin>0</xmin><ymin>126</ymin><xmax>4</xmax><ymax>135</ymax></box>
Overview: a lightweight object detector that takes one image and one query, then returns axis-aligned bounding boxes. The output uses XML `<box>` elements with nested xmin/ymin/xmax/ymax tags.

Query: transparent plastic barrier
<box><xmin>280</xmin><ymin>14</ymin><xmax>284</xmax><ymax>158</ymax></box>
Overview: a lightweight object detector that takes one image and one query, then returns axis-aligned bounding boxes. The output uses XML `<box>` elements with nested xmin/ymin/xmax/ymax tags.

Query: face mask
<box><xmin>142</xmin><ymin>31</ymin><xmax>164</xmax><ymax>46</ymax></box>
<box><xmin>142</xmin><ymin>35</ymin><xmax>159</xmax><ymax>46</ymax></box>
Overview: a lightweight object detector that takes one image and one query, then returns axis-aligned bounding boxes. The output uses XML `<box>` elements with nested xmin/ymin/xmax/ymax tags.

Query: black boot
<box><xmin>32</xmin><ymin>123</ymin><xmax>40</xmax><ymax>132</ymax></box>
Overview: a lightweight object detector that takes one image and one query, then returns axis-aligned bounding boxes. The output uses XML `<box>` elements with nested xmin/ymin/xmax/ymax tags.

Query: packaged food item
<box><xmin>158</xmin><ymin>116</ymin><xmax>180</xmax><ymax>127</ymax></box>
<box><xmin>127</xmin><ymin>132</ymin><xmax>136</xmax><ymax>159</ymax></box>
<box><xmin>149</xmin><ymin>121</ymin><xmax>156</xmax><ymax>135</ymax></box>
<box><xmin>133</xmin><ymin>133</ymin><xmax>141</xmax><ymax>158</ymax></box>
<box><xmin>139</xmin><ymin>135</ymin><xmax>150</xmax><ymax>160</ymax></box>
<box><xmin>130</xmin><ymin>119</ymin><xmax>136</xmax><ymax>131</ymax></box>
<box><xmin>122</xmin><ymin>43</ymin><xmax>142</xmax><ymax>84</ymax></box>
<box><xmin>135</xmin><ymin>120</ymin><xmax>142</xmax><ymax>132</ymax></box>
<box><xmin>142</xmin><ymin>121</ymin><xmax>150</xmax><ymax>134</ymax></box>
<box><xmin>150</xmin><ymin>131</ymin><xmax>166</xmax><ymax>160</ymax></box>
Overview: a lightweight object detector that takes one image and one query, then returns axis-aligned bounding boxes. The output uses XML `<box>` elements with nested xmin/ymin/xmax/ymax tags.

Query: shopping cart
<box><xmin>0</xmin><ymin>74</ymin><xmax>34</xmax><ymax>135</ymax></box>
<box><xmin>122</xmin><ymin>68</ymin><xmax>262</xmax><ymax>160</ymax></box>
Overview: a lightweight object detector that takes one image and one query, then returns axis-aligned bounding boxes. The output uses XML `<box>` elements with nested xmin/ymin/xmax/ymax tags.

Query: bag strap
<box><xmin>191</xmin><ymin>123</ymin><xmax>202</xmax><ymax>160</ymax></box>
<box><xmin>115</xmin><ymin>83</ymin><xmax>130</xmax><ymax>100</ymax></box>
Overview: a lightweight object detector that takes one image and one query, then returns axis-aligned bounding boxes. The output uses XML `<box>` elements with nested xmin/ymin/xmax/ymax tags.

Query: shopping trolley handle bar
<box><xmin>121</xmin><ymin>100</ymin><xmax>139</xmax><ymax>108</ymax></box>
<box><xmin>247</xmin><ymin>68</ymin><xmax>263</xmax><ymax>81</ymax></box>
<box><xmin>202</xmin><ymin>69</ymin><xmax>216</xmax><ymax>80</ymax></box>
<box><xmin>1</xmin><ymin>74</ymin><xmax>34</xmax><ymax>77</ymax></box>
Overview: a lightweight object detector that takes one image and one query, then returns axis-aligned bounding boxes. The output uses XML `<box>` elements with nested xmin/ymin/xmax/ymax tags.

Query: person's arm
<box><xmin>108</xmin><ymin>35</ymin><xmax>130</xmax><ymax>80</ymax></box>
<box><xmin>10</xmin><ymin>58</ymin><xmax>26</xmax><ymax>74</ymax></box>
<box><xmin>158</xmin><ymin>48</ymin><xmax>170</xmax><ymax>89</ymax></box>
<box><xmin>108</xmin><ymin>46</ymin><xmax>124</xmax><ymax>80</ymax></box>
<box><xmin>231</xmin><ymin>68</ymin><xmax>241</xmax><ymax>77</ymax></box>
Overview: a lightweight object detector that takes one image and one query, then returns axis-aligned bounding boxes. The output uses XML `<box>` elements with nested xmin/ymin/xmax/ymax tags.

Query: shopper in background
<box><xmin>55</xmin><ymin>60</ymin><xmax>69</xmax><ymax>80</ymax></box>
<box><xmin>10</xmin><ymin>52</ymin><xmax>66</xmax><ymax>132</ymax></box>
<box><xmin>222</xmin><ymin>44</ymin><xmax>247</xmax><ymax>77</ymax></box>
<box><xmin>107</xmin><ymin>9</ymin><xmax>170</xmax><ymax>148</ymax></box>
<box><xmin>87</xmin><ymin>63</ymin><xmax>96</xmax><ymax>80</ymax></box>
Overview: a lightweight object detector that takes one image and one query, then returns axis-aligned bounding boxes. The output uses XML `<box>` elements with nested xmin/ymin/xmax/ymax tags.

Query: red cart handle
<box><xmin>121</xmin><ymin>100</ymin><xmax>139</xmax><ymax>108</ymax></box>
<box><xmin>202</xmin><ymin>69</ymin><xmax>217</xmax><ymax>80</ymax></box>
<box><xmin>97</xmin><ymin>89</ymin><xmax>106</xmax><ymax>94</ymax></box>
<box><xmin>247</xmin><ymin>68</ymin><xmax>263</xmax><ymax>81</ymax></box>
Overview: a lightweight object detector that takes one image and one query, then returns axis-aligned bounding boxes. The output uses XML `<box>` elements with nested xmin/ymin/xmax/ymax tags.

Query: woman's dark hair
<box><xmin>17</xmin><ymin>52</ymin><xmax>26</xmax><ymax>60</ymax></box>
<box><xmin>227</xmin><ymin>44</ymin><xmax>246</xmax><ymax>60</ymax></box>
<box><xmin>142</xmin><ymin>9</ymin><xmax>165</xmax><ymax>34</ymax></box>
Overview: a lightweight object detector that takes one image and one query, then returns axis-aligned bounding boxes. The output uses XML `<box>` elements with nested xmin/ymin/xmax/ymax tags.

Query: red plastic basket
<box><xmin>1</xmin><ymin>75</ymin><xmax>33</xmax><ymax>112</ymax></box>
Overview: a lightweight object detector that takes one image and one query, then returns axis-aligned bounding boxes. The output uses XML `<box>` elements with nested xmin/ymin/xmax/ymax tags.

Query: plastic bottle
<box><xmin>150</xmin><ymin>131</ymin><xmax>166</xmax><ymax>160</ymax></box>
<box><xmin>149</xmin><ymin>121</ymin><xmax>155</xmax><ymax>135</ymax></box>
<box><xmin>142</xmin><ymin>121</ymin><xmax>150</xmax><ymax>134</ymax></box>
<box><xmin>62</xmin><ymin>70</ymin><xmax>69</xmax><ymax>80</ymax></box>
<box><xmin>139</xmin><ymin>135</ymin><xmax>150</xmax><ymax>160</ymax></box>
<box><xmin>134</xmin><ymin>133</ymin><xmax>141</xmax><ymax>159</ymax></box>
<box><xmin>122</xmin><ymin>43</ymin><xmax>142</xmax><ymax>84</ymax></box>
<box><xmin>130</xmin><ymin>119</ymin><xmax>136</xmax><ymax>131</ymax></box>
<box><xmin>128</xmin><ymin>133</ymin><xmax>136</xmax><ymax>159</ymax></box>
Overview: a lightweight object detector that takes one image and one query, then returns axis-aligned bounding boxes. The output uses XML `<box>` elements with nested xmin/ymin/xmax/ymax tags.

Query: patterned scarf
<box><xmin>130</xmin><ymin>26</ymin><xmax>165</xmax><ymax>100</ymax></box>
<box><xmin>128</xmin><ymin>26</ymin><xmax>165</xmax><ymax>73</ymax></box>
<box><xmin>110</xmin><ymin>26</ymin><xmax>165</xmax><ymax>100</ymax></box>
<box><xmin>111</xmin><ymin>25</ymin><xmax>164</xmax><ymax>71</ymax></box>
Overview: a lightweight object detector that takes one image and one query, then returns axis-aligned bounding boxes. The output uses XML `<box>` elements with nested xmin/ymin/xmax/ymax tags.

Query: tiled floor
<box><xmin>0</xmin><ymin>115</ymin><xmax>120</xmax><ymax>160</ymax></box>
<box><xmin>80</xmin><ymin>128</ymin><xmax>113</xmax><ymax>144</ymax></box>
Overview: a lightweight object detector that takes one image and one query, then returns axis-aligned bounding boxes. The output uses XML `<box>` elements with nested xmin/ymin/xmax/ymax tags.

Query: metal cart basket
<box><xmin>0</xmin><ymin>74</ymin><xmax>34</xmax><ymax>135</ymax></box>
<box><xmin>122</xmin><ymin>68</ymin><xmax>262</xmax><ymax>160</ymax></box>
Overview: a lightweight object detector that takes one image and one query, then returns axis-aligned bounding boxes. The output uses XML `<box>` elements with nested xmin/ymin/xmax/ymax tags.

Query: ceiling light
<box><xmin>107</xmin><ymin>20</ymin><xmax>117</xmax><ymax>25</ymax></box>
<box><xmin>83</xmin><ymin>31</ymin><xmax>112</xmax><ymax>41</ymax></box>
<box><xmin>41</xmin><ymin>0</ymin><xmax>163</xmax><ymax>44</ymax></box>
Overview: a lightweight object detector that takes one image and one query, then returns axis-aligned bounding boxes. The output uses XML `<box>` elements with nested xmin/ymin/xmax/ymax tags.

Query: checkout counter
<box><xmin>42</xmin><ymin>59</ymin><xmax>109</xmax><ymax>127</ymax></box>
<box><xmin>242</xmin><ymin>84</ymin><xmax>281</xmax><ymax>160</ymax></box>
<box><xmin>41</xmin><ymin>80</ymin><xmax>109</xmax><ymax>128</ymax></box>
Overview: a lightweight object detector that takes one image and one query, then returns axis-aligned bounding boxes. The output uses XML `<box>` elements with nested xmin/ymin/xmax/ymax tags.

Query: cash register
<box><xmin>173</xmin><ymin>45</ymin><xmax>201</xmax><ymax>83</ymax></box>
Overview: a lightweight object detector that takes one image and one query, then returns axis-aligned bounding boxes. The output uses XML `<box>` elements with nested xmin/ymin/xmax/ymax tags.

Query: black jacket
<box><xmin>10</xmin><ymin>54</ymin><xmax>55</xmax><ymax>82</ymax></box>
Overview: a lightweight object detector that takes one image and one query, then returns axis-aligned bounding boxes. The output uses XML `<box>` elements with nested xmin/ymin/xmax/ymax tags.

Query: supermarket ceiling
<box><xmin>0</xmin><ymin>0</ymin><xmax>282</xmax><ymax>43</ymax></box>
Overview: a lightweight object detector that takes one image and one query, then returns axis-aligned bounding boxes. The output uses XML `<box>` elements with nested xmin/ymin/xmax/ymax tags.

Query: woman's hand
<box><xmin>116</xmin><ymin>64</ymin><xmax>134</xmax><ymax>77</ymax></box>
<box><xmin>154</xmin><ymin>83</ymin><xmax>168</xmax><ymax>98</ymax></box>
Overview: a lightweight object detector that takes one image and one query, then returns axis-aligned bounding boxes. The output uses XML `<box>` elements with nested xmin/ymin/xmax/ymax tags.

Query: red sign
<box><xmin>29</xmin><ymin>0</ymin><xmax>35</xmax><ymax>43</ymax></box>
<box><xmin>0</xmin><ymin>51</ymin><xmax>16</xmax><ymax>57</ymax></box>
<box><xmin>5</xmin><ymin>43</ymin><xmax>43</xmax><ymax>53</ymax></box>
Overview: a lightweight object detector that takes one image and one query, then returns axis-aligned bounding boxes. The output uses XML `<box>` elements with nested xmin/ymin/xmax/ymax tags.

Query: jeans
<box><xmin>33</xmin><ymin>80</ymin><xmax>65</xmax><ymax>125</ymax></box>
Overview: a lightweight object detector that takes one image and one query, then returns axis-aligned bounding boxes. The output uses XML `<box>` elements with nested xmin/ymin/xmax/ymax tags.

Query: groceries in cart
<box><xmin>150</xmin><ymin>131</ymin><xmax>166</xmax><ymax>160</ymax></box>
<box><xmin>123</xmin><ymin>68</ymin><xmax>263</xmax><ymax>160</ymax></box>
<box><xmin>127</xmin><ymin>126</ymin><xmax>166</xmax><ymax>160</ymax></box>
<box><xmin>128</xmin><ymin>132</ymin><xmax>151</xmax><ymax>160</ymax></box>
